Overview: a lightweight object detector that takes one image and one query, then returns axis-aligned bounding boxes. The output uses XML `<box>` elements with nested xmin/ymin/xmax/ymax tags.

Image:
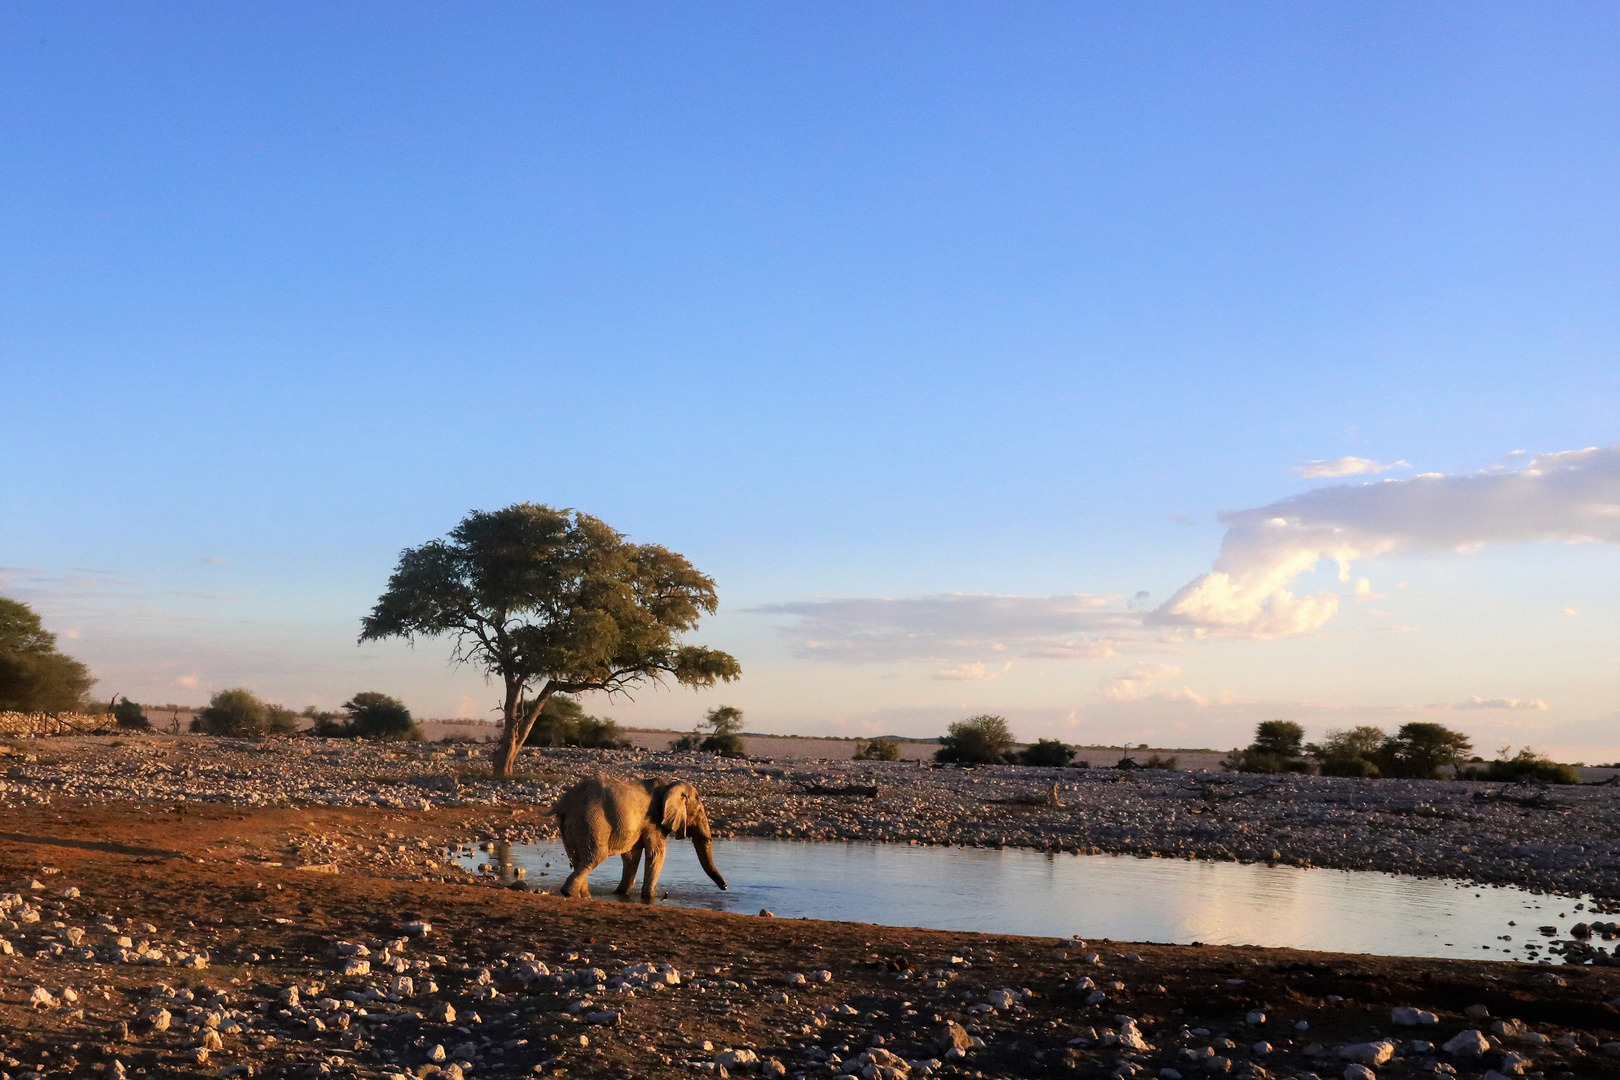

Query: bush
<box><xmin>672</xmin><ymin>704</ymin><xmax>746</xmax><ymax>757</ymax></box>
<box><xmin>0</xmin><ymin>597</ymin><xmax>96</xmax><ymax>712</ymax></box>
<box><xmin>935</xmin><ymin>715</ymin><xmax>1016</xmax><ymax>765</ymax></box>
<box><xmin>854</xmin><ymin>738</ymin><xmax>901</xmax><ymax>761</ymax></box>
<box><xmin>112</xmin><ymin>697</ymin><xmax>150</xmax><ymax>731</ymax></box>
<box><xmin>1017</xmin><ymin>738</ymin><xmax>1076</xmax><ymax>767</ymax></box>
<box><xmin>1142</xmin><ymin>753</ymin><xmax>1178</xmax><ymax>770</ymax></box>
<box><xmin>1319</xmin><ymin>755</ymin><xmax>1379</xmax><ymax>778</ymax></box>
<box><xmin>1472</xmin><ymin>748</ymin><xmax>1580</xmax><ymax>785</ymax></box>
<box><xmin>310</xmin><ymin>692</ymin><xmax>422</xmax><ymax>741</ymax></box>
<box><xmin>193</xmin><ymin>688</ymin><xmax>277</xmax><ymax>736</ymax></box>
<box><xmin>344</xmin><ymin>692</ymin><xmax>418</xmax><ymax>740</ymax></box>
<box><xmin>523</xmin><ymin>695</ymin><xmax>629</xmax><ymax>749</ymax></box>
<box><xmin>1378</xmin><ymin>722</ymin><xmax>1472</xmax><ymax>779</ymax></box>
<box><xmin>1309</xmin><ymin>725</ymin><xmax>1385</xmax><ymax>777</ymax></box>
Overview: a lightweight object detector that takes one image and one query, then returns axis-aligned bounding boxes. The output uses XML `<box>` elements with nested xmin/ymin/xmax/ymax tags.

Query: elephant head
<box><xmin>656</xmin><ymin>780</ymin><xmax>727</xmax><ymax>890</ymax></box>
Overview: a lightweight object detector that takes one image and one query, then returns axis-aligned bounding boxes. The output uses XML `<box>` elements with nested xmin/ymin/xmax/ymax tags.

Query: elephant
<box><xmin>552</xmin><ymin>776</ymin><xmax>728</xmax><ymax>900</ymax></box>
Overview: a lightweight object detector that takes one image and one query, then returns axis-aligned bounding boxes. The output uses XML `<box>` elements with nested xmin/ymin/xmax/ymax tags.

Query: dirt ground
<box><xmin>1</xmin><ymin>803</ymin><xmax>1616</xmax><ymax>1080</ymax></box>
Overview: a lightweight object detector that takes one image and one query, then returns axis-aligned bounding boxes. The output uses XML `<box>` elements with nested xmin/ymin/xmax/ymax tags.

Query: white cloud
<box><xmin>754</xmin><ymin>593</ymin><xmax>1138</xmax><ymax>664</ymax></box>
<box><xmin>934</xmin><ymin>662</ymin><xmax>997</xmax><ymax>681</ymax></box>
<box><xmin>1448</xmin><ymin>696</ymin><xmax>1550</xmax><ymax>711</ymax></box>
<box><xmin>1100</xmin><ymin>662</ymin><xmax>1180</xmax><ymax>701</ymax></box>
<box><xmin>1561</xmin><ymin>607</ymin><xmax>1579</xmax><ymax>616</ymax></box>
<box><xmin>174</xmin><ymin>675</ymin><xmax>199</xmax><ymax>688</ymax></box>
<box><xmin>199</xmin><ymin>557</ymin><xmax>228</xmax><ymax>565</ymax></box>
<box><xmin>1154</xmin><ymin>444</ymin><xmax>1620</xmax><ymax>640</ymax></box>
<box><xmin>1293</xmin><ymin>456</ymin><xmax>1409</xmax><ymax>478</ymax></box>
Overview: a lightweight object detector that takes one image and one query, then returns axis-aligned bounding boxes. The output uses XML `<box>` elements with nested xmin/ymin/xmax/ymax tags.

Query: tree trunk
<box><xmin>492</xmin><ymin>684</ymin><xmax>548</xmax><ymax>778</ymax></box>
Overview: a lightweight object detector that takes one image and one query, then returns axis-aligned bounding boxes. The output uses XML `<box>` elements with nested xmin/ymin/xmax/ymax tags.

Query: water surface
<box><xmin>457</xmin><ymin>839</ymin><xmax>1591</xmax><ymax>961</ymax></box>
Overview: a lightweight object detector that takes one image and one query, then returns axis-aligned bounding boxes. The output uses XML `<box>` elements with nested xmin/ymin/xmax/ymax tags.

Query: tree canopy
<box><xmin>0</xmin><ymin>597</ymin><xmax>95</xmax><ymax>712</ymax></box>
<box><xmin>360</xmin><ymin>504</ymin><xmax>740</xmax><ymax>776</ymax></box>
<box><xmin>935</xmin><ymin>714</ymin><xmax>1016</xmax><ymax>765</ymax></box>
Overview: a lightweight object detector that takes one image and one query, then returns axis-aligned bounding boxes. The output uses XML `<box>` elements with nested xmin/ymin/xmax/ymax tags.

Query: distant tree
<box><xmin>1309</xmin><ymin>725</ymin><xmax>1385</xmax><ymax>777</ymax></box>
<box><xmin>341</xmin><ymin>692</ymin><xmax>420</xmax><ymax>740</ymax></box>
<box><xmin>112</xmin><ymin>696</ymin><xmax>150</xmax><ymax>731</ymax></box>
<box><xmin>1226</xmin><ymin>720</ymin><xmax>1310</xmax><ymax>774</ymax></box>
<box><xmin>853</xmin><ymin>737</ymin><xmax>902</xmax><ymax>762</ymax></box>
<box><xmin>0</xmin><ymin>597</ymin><xmax>95</xmax><ymax>712</ymax></box>
<box><xmin>935</xmin><ymin>715</ymin><xmax>1016</xmax><ymax>765</ymax></box>
<box><xmin>524</xmin><ymin>694</ymin><xmax>630</xmax><ymax>749</ymax></box>
<box><xmin>1017</xmin><ymin>738</ymin><xmax>1077</xmax><ymax>767</ymax></box>
<box><xmin>1380</xmin><ymin>722</ymin><xmax>1472</xmax><ymax>779</ymax></box>
<box><xmin>682</xmin><ymin>704</ymin><xmax>745</xmax><ymax>757</ymax></box>
<box><xmin>359</xmin><ymin>504</ymin><xmax>740</xmax><ymax>777</ymax></box>
<box><xmin>1252</xmin><ymin>721</ymin><xmax>1305</xmax><ymax>758</ymax></box>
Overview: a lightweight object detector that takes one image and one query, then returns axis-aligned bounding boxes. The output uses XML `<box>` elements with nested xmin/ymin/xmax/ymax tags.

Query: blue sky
<box><xmin>2</xmin><ymin>4</ymin><xmax>1616</xmax><ymax>755</ymax></box>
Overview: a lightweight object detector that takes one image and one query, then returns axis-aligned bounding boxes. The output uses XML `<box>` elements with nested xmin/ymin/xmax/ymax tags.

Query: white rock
<box><xmin>1343</xmin><ymin>1066</ymin><xmax>1375</xmax><ymax>1080</ymax></box>
<box><xmin>1392</xmin><ymin>1007</ymin><xmax>1437</xmax><ymax>1026</ymax></box>
<box><xmin>27</xmin><ymin>986</ymin><xmax>56</xmax><ymax>1008</ymax></box>
<box><xmin>1442</xmin><ymin>1030</ymin><xmax>1490</xmax><ymax>1057</ymax></box>
<box><xmin>1339</xmin><ymin>1041</ymin><xmax>1394</xmax><ymax>1066</ymax></box>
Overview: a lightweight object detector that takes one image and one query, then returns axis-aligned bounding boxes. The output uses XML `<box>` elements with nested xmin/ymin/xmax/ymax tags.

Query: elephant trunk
<box><xmin>692</xmin><ymin>830</ymin><xmax>727</xmax><ymax>890</ymax></box>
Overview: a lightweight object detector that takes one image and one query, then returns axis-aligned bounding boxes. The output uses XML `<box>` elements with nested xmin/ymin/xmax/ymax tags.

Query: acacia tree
<box><xmin>0</xmin><ymin>597</ymin><xmax>95</xmax><ymax>712</ymax></box>
<box><xmin>360</xmin><ymin>504</ymin><xmax>741</xmax><ymax>777</ymax></box>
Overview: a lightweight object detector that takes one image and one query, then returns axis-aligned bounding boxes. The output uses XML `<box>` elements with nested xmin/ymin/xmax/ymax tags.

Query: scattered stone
<box><xmin>1339</xmin><ymin>1042</ymin><xmax>1393</xmax><ymax>1067</ymax></box>
<box><xmin>1441</xmin><ymin>1030</ymin><xmax>1490</xmax><ymax>1057</ymax></box>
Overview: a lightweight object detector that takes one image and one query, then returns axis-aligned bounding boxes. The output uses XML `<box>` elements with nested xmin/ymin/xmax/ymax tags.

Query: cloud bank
<box><xmin>751</xmin><ymin>593</ymin><xmax>1135</xmax><ymax>664</ymax></box>
<box><xmin>1155</xmin><ymin>445</ymin><xmax>1620</xmax><ymax>639</ymax></box>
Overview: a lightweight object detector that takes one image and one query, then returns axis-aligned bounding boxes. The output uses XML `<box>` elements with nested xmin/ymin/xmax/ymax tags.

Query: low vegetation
<box><xmin>1462</xmin><ymin>747</ymin><xmax>1582</xmax><ymax>785</ymax></box>
<box><xmin>1017</xmin><ymin>737</ymin><xmax>1076</xmax><ymax>767</ymax></box>
<box><xmin>852</xmin><ymin>737</ymin><xmax>901</xmax><ymax>761</ymax></box>
<box><xmin>310</xmin><ymin>692</ymin><xmax>423</xmax><ymax>741</ymax></box>
<box><xmin>189</xmin><ymin>688</ymin><xmax>299</xmax><ymax>736</ymax></box>
<box><xmin>934</xmin><ymin>714</ymin><xmax>1017</xmax><ymax>765</ymax></box>
<box><xmin>522</xmin><ymin>694</ymin><xmax>629</xmax><ymax>749</ymax></box>
<box><xmin>671</xmin><ymin>704</ymin><xmax>746</xmax><ymax>757</ymax></box>
<box><xmin>1225</xmin><ymin>720</ymin><xmax>1479</xmax><ymax>780</ymax></box>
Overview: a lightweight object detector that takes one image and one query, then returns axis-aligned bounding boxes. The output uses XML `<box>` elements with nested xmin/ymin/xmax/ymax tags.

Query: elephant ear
<box><xmin>660</xmin><ymin>783</ymin><xmax>690</xmax><ymax>839</ymax></box>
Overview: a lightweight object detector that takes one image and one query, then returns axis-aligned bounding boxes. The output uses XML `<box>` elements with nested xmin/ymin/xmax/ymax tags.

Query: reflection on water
<box><xmin>456</xmin><ymin>839</ymin><xmax>1587</xmax><ymax>961</ymax></box>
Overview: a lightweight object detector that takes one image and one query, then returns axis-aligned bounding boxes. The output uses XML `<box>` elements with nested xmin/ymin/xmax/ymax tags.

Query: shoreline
<box><xmin>4</xmin><ymin>735</ymin><xmax>1620</xmax><ymax>902</ymax></box>
<box><xmin>1</xmin><ymin>801</ymin><xmax>1617</xmax><ymax>1080</ymax></box>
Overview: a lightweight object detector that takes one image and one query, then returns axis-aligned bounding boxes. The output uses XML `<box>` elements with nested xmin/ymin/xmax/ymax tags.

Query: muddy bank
<box><xmin>3</xmin><ymin>736</ymin><xmax>1619</xmax><ymax>900</ymax></box>
<box><xmin>2</xmin><ymin>803</ymin><xmax>1619</xmax><ymax>1080</ymax></box>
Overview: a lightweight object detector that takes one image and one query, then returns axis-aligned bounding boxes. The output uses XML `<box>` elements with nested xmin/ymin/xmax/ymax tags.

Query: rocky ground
<box><xmin>3</xmin><ymin>737</ymin><xmax>1620</xmax><ymax>901</ymax></box>
<box><xmin>3</xmin><ymin>801</ymin><xmax>1620</xmax><ymax>1080</ymax></box>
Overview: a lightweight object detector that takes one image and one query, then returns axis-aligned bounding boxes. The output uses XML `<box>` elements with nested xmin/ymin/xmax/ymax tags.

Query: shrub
<box><xmin>854</xmin><ymin>738</ymin><xmax>901</xmax><ymax>761</ymax></box>
<box><xmin>193</xmin><ymin>688</ymin><xmax>279</xmax><ymax>736</ymax></box>
<box><xmin>1472</xmin><ymin>747</ymin><xmax>1580</xmax><ymax>785</ymax></box>
<box><xmin>1017</xmin><ymin>738</ymin><xmax>1076</xmax><ymax>767</ymax></box>
<box><xmin>935</xmin><ymin>715</ymin><xmax>1016</xmax><ymax>765</ymax></box>
<box><xmin>113</xmin><ymin>697</ymin><xmax>150</xmax><ymax>731</ymax></box>
<box><xmin>1309</xmin><ymin>725</ymin><xmax>1385</xmax><ymax>777</ymax></box>
<box><xmin>339</xmin><ymin>692</ymin><xmax>420</xmax><ymax>740</ymax></box>
<box><xmin>1142</xmin><ymin>753</ymin><xmax>1178</xmax><ymax>770</ymax></box>
<box><xmin>523</xmin><ymin>695</ymin><xmax>629</xmax><ymax>749</ymax></box>
<box><xmin>672</xmin><ymin>704</ymin><xmax>746</xmax><ymax>757</ymax></box>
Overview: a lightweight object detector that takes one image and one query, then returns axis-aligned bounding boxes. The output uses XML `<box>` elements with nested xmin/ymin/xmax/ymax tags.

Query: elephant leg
<box><xmin>641</xmin><ymin>838</ymin><xmax>668</xmax><ymax>901</ymax></box>
<box><xmin>561</xmin><ymin>852</ymin><xmax>606</xmax><ymax>899</ymax></box>
<box><xmin>614</xmin><ymin>845</ymin><xmax>643</xmax><ymax>895</ymax></box>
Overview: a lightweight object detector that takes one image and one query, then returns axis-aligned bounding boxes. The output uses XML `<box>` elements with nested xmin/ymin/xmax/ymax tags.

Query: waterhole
<box><xmin>455</xmin><ymin>839</ymin><xmax>1595</xmax><ymax>961</ymax></box>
